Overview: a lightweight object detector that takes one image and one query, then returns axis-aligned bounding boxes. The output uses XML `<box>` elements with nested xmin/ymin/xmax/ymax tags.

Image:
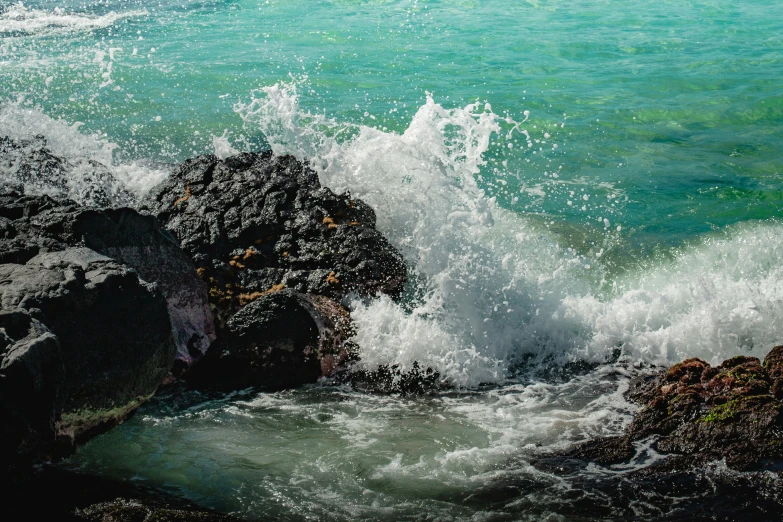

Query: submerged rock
<box><xmin>565</xmin><ymin>347</ymin><xmax>783</xmax><ymax>471</ymax></box>
<box><xmin>4</xmin><ymin>466</ymin><xmax>245</xmax><ymax>521</ymax></box>
<box><xmin>186</xmin><ymin>289</ymin><xmax>356</xmax><ymax>391</ymax></box>
<box><xmin>0</xmin><ymin>189</ymin><xmax>215</xmax><ymax>369</ymax></box>
<box><xmin>333</xmin><ymin>361</ymin><xmax>444</xmax><ymax>395</ymax></box>
<box><xmin>138</xmin><ymin>152</ymin><xmax>406</xmax><ymax>326</ymax></box>
<box><xmin>0</xmin><ymin>248</ymin><xmax>176</xmax><ymax>454</ymax></box>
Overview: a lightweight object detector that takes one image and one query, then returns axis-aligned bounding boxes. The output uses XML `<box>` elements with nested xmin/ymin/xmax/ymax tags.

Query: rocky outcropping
<box><xmin>0</xmin><ymin>189</ymin><xmax>215</xmax><ymax>368</ymax></box>
<box><xmin>138</xmin><ymin>152</ymin><xmax>406</xmax><ymax>327</ymax></box>
<box><xmin>566</xmin><ymin>347</ymin><xmax>783</xmax><ymax>471</ymax></box>
<box><xmin>0</xmin><ymin>248</ymin><xmax>176</xmax><ymax>460</ymax></box>
<box><xmin>186</xmin><ymin>289</ymin><xmax>356</xmax><ymax>390</ymax></box>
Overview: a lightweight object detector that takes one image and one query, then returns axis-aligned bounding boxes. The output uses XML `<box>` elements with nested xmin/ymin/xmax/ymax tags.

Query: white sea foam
<box><xmin>0</xmin><ymin>3</ymin><xmax>147</xmax><ymax>36</ymax></box>
<box><xmin>212</xmin><ymin>129</ymin><xmax>239</xmax><ymax>159</ymax></box>
<box><xmin>562</xmin><ymin>221</ymin><xmax>783</xmax><ymax>366</ymax></box>
<box><xmin>237</xmin><ymin>82</ymin><xmax>783</xmax><ymax>385</ymax></box>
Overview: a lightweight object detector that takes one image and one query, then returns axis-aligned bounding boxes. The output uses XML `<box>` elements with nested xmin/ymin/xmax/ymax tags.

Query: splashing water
<box><xmin>236</xmin><ymin>83</ymin><xmax>783</xmax><ymax>386</ymax></box>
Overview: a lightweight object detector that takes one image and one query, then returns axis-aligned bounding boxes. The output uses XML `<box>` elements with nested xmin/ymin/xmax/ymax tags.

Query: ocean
<box><xmin>2</xmin><ymin>0</ymin><xmax>783</xmax><ymax>519</ymax></box>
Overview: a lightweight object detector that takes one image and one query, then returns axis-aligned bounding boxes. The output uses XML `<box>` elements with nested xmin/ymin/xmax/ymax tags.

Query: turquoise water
<box><xmin>4</xmin><ymin>0</ymin><xmax>783</xmax><ymax>247</ymax></box>
<box><xmin>3</xmin><ymin>1</ymin><xmax>783</xmax><ymax>519</ymax></box>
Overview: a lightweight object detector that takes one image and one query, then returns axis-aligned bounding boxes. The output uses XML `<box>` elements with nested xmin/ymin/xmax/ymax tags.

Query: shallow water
<box><xmin>2</xmin><ymin>0</ymin><xmax>783</xmax><ymax>519</ymax></box>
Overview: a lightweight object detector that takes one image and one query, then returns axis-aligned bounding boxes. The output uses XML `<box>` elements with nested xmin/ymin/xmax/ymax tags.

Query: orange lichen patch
<box><xmin>323</xmin><ymin>216</ymin><xmax>335</xmax><ymax>225</ymax></box>
<box><xmin>229</xmin><ymin>250</ymin><xmax>260</xmax><ymax>269</ymax></box>
<box><xmin>265</xmin><ymin>283</ymin><xmax>286</xmax><ymax>294</ymax></box>
<box><xmin>328</xmin><ymin>223</ymin><xmax>338</xmax><ymax>229</ymax></box>
<box><xmin>196</xmin><ymin>267</ymin><xmax>207</xmax><ymax>278</ymax></box>
<box><xmin>282</xmin><ymin>251</ymin><xmax>289</xmax><ymax>257</ymax></box>
<box><xmin>237</xmin><ymin>283</ymin><xmax>286</xmax><ymax>306</ymax></box>
<box><xmin>349</xmin><ymin>221</ymin><xmax>360</xmax><ymax>226</ymax></box>
<box><xmin>237</xmin><ymin>291</ymin><xmax>263</xmax><ymax>306</ymax></box>
<box><xmin>326</xmin><ymin>272</ymin><xmax>340</xmax><ymax>285</ymax></box>
<box><xmin>173</xmin><ymin>183</ymin><xmax>192</xmax><ymax>207</ymax></box>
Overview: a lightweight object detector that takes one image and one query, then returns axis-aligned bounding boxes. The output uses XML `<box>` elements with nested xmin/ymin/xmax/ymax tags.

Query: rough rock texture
<box><xmin>0</xmin><ymin>248</ymin><xmax>176</xmax><ymax>450</ymax></box>
<box><xmin>0</xmin><ymin>189</ymin><xmax>215</xmax><ymax>368</ymax></box>
<box><xmin>0</xmin><ymin>135</ymin><xmax>136</xmax><ymax>208</ymax></box>
<box><xmin>566</xmin><ymin>347</ymin><xmax>783</xmax><ymax>471</ymax></box>
<box><xmin>138</xmin><ymin>152</ymin><xmax>406</xmax><ymax>327</ymax></box>
<box><xmin>68</xmin><ymin>207</ymin><xmax>216</xmax><ymax>371</ymax></box>
<box><xmin>186</xmin><ymin>289</ymin><xmax>356</xmax><ymax>391</ymax></box>
<box><xmin>0</xmin><ymin>309</ymin><xmax>64</xmax><ymax>474</ymax></box>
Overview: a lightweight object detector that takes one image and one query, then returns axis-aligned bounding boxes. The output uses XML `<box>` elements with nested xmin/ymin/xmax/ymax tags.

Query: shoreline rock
<box><xmin>0</xmin><ymin>135</ymin><xmax>136</xmax><ymax>208</ymax></box>
<box><xmin>4</xmin><ymin>466</ymin><xmax>246</xmax><ymax>521</ymax></box>
<box><xmin>0</xmin><ymin>248</ymin><xmax>176</xmax><ymax>463</ymax></box>
<box><xmin>563</xmin><ymin>347</ymin><xmax>783</xmax><ymax>472</ymax></box>
<box><xmin>0</xmin><ymin>189</ymin><xmax>215</xmax><ymax>370</ymax></box>
<box><xmin>0</xmin><ymin>143</ymin><xmax>412</xmax><ymax>521</ymax></box>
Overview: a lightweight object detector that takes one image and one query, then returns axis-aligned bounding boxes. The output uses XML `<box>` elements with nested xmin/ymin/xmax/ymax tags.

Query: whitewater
<box><xmin>2</xmin><ymin>0</ymin><xmax>783</xmax><ymax>519</ymax></box>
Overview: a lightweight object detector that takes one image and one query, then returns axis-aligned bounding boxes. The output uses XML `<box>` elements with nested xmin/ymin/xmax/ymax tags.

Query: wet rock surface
<box><xmin>333</xmin><ymin>361</ymin><xmax>444</xmax><ymax>395</ymax></box>
<box><xmin>0</xmin><ymin>189</ymin><xmax>215</xmax><ymax>368</ymax></box>
<box><xmin>0</xmin><ymin>308</ymin><xmax>64</xmax><ymax>474</ymax></box>
<box><xmin>564</xmin><ymin>347</ymin><xmax>783</xmax><ymax>472</ymax></box>
<box><xmin>0</xmin><ymin>248</ymin><xmax>176</xmax><ymax>453</ymax></box>
<box><xmin>472</xmin><ymin>456</ymin><xmax>783</xmax><ymax>521</ymax></box>
<box><xmin>186</xmin><ymin>289</ymin><xmax>356</xmax><ymax>391</ymax></box>
<box><xmin>138</xmin><ymin>152</ymin><xmax>406</xmax><ymax>327</ymax></box>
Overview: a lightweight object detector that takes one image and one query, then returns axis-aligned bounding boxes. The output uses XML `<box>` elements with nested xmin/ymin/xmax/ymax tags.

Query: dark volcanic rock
<box><xmin>0</xmin><ymin>135</ymin><xmax>136</xmax><ymax>208</ymax></box>
<box><xmin>0</xmin><ymin>189</ymin><xmax>215</xmax><ymax>368</ymax></box>
<box><xmin>68</xmin><ymin>207</ymin><xmax>215</xmax><ymax>370</ymax></box>
<box><xmin>565</xmin><ymin>348</ymin><xmax>783</xmax><ymax>471</ymax></box>
<box><xmin>187</xmin><ymin>289</ymin><xmax>356</xmax><ymax>390</ymax></box>
<box><xmin>0</xmin><ymin>248</ymin><xmax>176</xmax><ymax>450</ymax></box>
<box><xmin>0</xmin><ymin>309</ymin><xmax>64</xmax><ymax>474</ymax></box>
<box><xmin>138</xmin><ymin>152</ymin><xmax>406</xmax><ymax>326</ymax></box>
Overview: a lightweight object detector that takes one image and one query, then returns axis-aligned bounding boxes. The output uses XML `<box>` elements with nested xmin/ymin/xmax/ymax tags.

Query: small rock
<box><xmin>186</xmin><ymin>289</ymin><xmax>356</xmax><ymax>391</ymax></box>
<box><xmin>563</xmin><ymin>347</ymin><xmax>783</xmax><ymax>472</ymax></box>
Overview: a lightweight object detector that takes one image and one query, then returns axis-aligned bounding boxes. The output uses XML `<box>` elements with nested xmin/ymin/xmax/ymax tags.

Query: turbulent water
<box><xmin>2</xmin><ymin>0</ymin><xmax>783</xmax><ymax>519</ymax></box>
